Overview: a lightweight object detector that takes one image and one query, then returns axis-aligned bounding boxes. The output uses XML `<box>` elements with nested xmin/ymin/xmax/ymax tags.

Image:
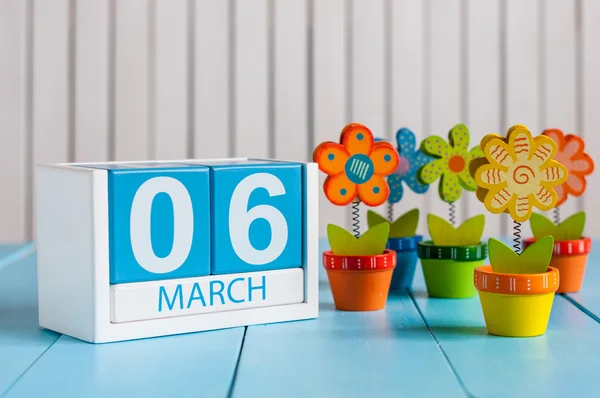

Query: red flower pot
<box><xmin>322</xmin><ymin>250</ymin><xmax>396</xmax><ymax>311</ymax></box>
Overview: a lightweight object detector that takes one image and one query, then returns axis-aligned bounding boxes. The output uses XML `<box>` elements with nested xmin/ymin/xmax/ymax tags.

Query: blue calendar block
<box><xmin>99</xmin><ymin>163</ymin><xmax>211</xmax><ymax>284</ymax></box>
<box><xmin>192</xmin><ymin>160</ymin><xmax>303</xmax><ymax>275</ymax></box>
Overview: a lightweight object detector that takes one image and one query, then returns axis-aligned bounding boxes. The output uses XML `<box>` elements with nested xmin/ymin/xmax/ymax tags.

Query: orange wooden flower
<box><xmin>542</xmin><ymin>129</ymin><xmax>594</xmax><ymax>206</ymax></box>
<box><xmin>313</xmin><ymin>123</ymin><xmax>399</xmax><ymax>206</ymax></box>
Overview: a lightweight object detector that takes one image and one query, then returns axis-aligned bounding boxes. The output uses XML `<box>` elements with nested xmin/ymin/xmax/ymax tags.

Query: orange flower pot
<box><xmin>474</xmin><ymin>265</ymin><xmax>559</xmax><ymax>337</ymax></box>
<box><xmin>322</xmin><ymin>250</ymin><xmax>396</xmax><ymax>311</ymax></box>
<box><xmin>523</xmin><ymin>237</ymin><xmax>592</xmax><ymax>293</ymax></box>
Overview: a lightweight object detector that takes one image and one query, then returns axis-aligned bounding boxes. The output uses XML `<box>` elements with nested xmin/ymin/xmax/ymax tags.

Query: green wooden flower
<box><xmin>417</xmin><ymin>124</ymin><xmax>483</xmax><ymax>203</ymax></box>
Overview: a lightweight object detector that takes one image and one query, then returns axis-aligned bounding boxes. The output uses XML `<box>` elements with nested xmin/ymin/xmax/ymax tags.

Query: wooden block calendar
<box><xmin>35</xmin><ymin>158</ymin><xmax>319</xmax><ymax>343</ymax></box>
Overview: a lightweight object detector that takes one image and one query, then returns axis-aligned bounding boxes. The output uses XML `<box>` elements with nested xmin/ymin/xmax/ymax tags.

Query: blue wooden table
<box><xmin>1</xmin><ymin>239</ymin><xmax>600</xmax><ymax>397</ymax></box>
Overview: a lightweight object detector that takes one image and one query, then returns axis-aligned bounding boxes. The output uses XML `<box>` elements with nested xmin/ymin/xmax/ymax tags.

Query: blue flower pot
<box><xmin>386</xmin><ymin>235</ymin><xmax>423</xmax><ymax>291</ymax></box>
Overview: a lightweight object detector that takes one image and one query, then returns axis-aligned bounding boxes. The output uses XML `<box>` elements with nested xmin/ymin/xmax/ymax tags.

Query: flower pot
<box><xmin>322</xmin><ymin>250</ymin><xmax>396</xmax><ymax>311</ymax></box>
<box><xmin>523</xmin><ymin>237</ymin><xmax>591</xmax><ymax>293</ymax></box>
<box><xmin>474</xmin><ymin>265</ymin><xmax>559</xmax><ymax>337</ymax></box>
<box><xmin>417</xmin><ymin>241</ymin><xmax>488</xmax><ymax>298</ymax></box>
<box><xmin>386</xmin><ymin>235</ymin><xmax>423</xmax><ymax>291</ymax></box>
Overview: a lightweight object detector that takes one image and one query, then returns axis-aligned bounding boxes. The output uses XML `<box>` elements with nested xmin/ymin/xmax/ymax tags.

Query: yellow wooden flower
<box><xmin>470</xmin><ymin>125</ymin><xmax>568</xmax><ymax>222</ymax></box>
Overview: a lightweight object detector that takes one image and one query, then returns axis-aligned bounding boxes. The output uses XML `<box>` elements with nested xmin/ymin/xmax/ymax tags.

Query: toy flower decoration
<box><xmin>470</xmin><ymin>124</ymin><xmax>568</xmax><ymax>222</ymax></box>
<box><xmin>387</xmin><ymin>128</ymin><xmax>432</xmax><ymax>203</ymax></box>
<box><xmin>417</xmin><ymin>124</ymin><xmax>483</xmax><ymax>203</ymax></box>
<box><xmin>313</xmin><ymin>123</ymin><xmax>400</xmax><ymax>206</ymax></box>
<box><xmin>542</xmin><ymin>129</ymin><xmax>594</xmax><ymax>206</ymax></box>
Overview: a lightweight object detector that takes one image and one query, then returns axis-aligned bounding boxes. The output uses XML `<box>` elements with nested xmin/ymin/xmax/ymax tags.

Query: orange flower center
<box><xmin>448</xmin><ymin>155</ymin><xmax>465</xmax><ymax>173</ymax></box>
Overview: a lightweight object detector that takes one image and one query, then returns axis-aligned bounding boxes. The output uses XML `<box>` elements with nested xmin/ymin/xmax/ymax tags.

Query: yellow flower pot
<box><xmin>474</xmin><ymin>265</ymin><xmax>559</xmax><ymax>337</ymax></box>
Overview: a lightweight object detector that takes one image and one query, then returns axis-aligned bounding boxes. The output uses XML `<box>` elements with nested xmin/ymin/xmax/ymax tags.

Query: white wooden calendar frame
<box><xmin>35</xmin><ymin>158</ymin><xmax>319</xmax><ymax>343</ymax></box>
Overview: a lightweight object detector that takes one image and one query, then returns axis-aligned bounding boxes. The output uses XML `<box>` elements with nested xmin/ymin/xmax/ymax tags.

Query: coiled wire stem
<box><xmin>449</xmin><ymin>202</ymin><xmax>456</xmax><ymax>226</ymax></box>
<box><xmin>513</xmin><ymin>220</ymin><xmax>522</xmax><ymax>254</ymax></box>
<box><xmin>352</xmin><ymin>201</ymin><xmax>360</xmax><ymax>237</ymax></box>
<box><xmin>553</xmin><ymin>207</ymin><xmax>560</xmax><ymax>225</ymax></box>
<box><xmin>387</xmin><ymin>203</ymin><xmax>394</xmax><ymax>222</ymax></box>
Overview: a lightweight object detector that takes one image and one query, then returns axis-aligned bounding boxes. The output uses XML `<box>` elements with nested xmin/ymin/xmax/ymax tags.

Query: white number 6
<box><xmin>229</xmin><ymin>173</ymin><xmax>288</xmax><ymax>265</ymax></box>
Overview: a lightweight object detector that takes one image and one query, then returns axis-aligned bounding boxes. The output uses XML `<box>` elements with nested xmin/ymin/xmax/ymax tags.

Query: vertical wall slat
<box><xmin>33</xmin><ymin>0</ymin><xmax>70</xmax><ymax>164</ymax></box>
<box><xmin>313</xmin><ymin>0</ymin><xmax>349</xmax><ymax>236</ymax></box>
<box><xmin>391</xmin><ymin>0</ymin><xmax>427</xmax><ymax>235</ymax></box>
<box><xmin>428</xmin><ymin>0</ymin><xmax>465</xmax><ymax>225</ymax></box>
<box><xmin>466</xmin><ymin>0</ymin><xmax>506</xmax><ymax>238</ymax></box>
<box><xmin>351</xmin><ymin>0</ymin><xmax>386</xmax><ymax>136</ymax></box>
<box><xmin>75</xmin><ymin>0</ymin><xmax>109</xmax><ymax>162</ymax></box>
<box><xmin>273</xmin><ymin>0</ymin><xmax>308</xmax><ymax>162</ymax></box>
<box><xmin>505</xmin><ymin>0</ymin><xmax>541</xmax><ymax>234</ymax></box>
<box><xmin>0</xmin><ymin>0</ymin><xmax>29</xmax><ymax>241</ymax></box>
<box><xmin>544</xmin><ymin>0</ymin><xmax>579</xmax><ymax>220</ymax></box>
<box><xmin>154</xmin><ymin>0</ymin><xmax>189</xmax><ymax>160</ymax></box>
<box><xmin>352</xmin><ymin>0</ymin><xmax>387</xmax><ymax>234</ymax></box>
<box><xmin>32</xmin><ymin>0</ymin><xmax>71</xmax><ymax>237</ymax></box>
<box><xmin>114</xmin><ymin>0</ymin><xmax>150</xmax><ymax>161</ymax></box>
<box><xmin>506</xmin><ymin>0</ymin><xmax>541</xmax><ymax>134</ymax></box>
<box><xmin>195</xmin><ymin>0</ymin><xmax>230</xmax><ymax>159</ymax></box>
<box><xmin>234</xmin><ymin>0</ymin><xmax>269</xmax><ymax>158</ymax></box>
<box><xmin>582</xmin><ymin>0</ymin><xmax>600</xmax><ymax>237</ymax></box>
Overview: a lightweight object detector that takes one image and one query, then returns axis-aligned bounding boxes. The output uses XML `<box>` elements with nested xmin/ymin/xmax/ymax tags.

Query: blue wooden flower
<box><xmin>387</xmin><ymin>128</ymin><xmax>433</xmax><ymax>203</ymax></box>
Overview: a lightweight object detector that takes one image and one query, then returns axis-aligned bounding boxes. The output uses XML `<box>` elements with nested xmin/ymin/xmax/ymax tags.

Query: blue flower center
<box><xmin>345</xmin><ymin>154</ymin><xmax>374</xmax><ymax>184</ymax></box>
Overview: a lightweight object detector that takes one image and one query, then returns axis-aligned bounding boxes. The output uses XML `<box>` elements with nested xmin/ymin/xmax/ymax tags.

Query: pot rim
<box><xmin>324</xmin><ymin>267</ymin><xmax>395</xmax><ymax>274</ymax></box>
<box><xmin>474</xmin><ymin>265</ymin><xmax>559</xmax><ymax>295</ymax></box>
<box><xmin>322</xmin><ymin>249</ymin><xmax>397</xmax><ymax>271</ymax></box>
<box><xmin>523</xmin><ymin>236</ymin><xmax>592</xmax><ymax>256</ymax></box>
<box><xmin>387</xmin><ymin>235</ymin><xmax>423</xmax><ymax>252</ymax></box>
<box><xmin>417</xmin><ymin>240</ymin><xmax>488</xmax><ymax>261</ymax></box>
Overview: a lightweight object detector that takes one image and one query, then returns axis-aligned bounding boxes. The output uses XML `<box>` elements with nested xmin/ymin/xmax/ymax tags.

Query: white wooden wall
<box><xmin>1</xmin><ymin>0</ymin><xmax>599</xmax><ymax>243</ymax></box>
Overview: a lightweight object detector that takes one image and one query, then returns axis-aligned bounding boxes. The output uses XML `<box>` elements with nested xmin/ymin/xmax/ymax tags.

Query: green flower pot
<box><xmin>417</xmin><ymin>240</ymin><xmax>488</xmax><ymax>298</ymax></box>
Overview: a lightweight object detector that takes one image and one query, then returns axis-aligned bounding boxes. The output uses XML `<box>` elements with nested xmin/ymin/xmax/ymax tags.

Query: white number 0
<box><xmin>229</xmin><ymin>173</ymin><xmax>288</xmax><ymax>265</ymax></box>
<box><xmin>130</xmin><ymin>177</ymin><xmax>194</xmax><ymax>274</ymax></box>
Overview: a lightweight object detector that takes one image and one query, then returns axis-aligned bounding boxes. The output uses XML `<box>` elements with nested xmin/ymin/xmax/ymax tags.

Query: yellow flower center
<box><xmin>448</xmin><ymin>155</ymin><xmax>465</xmax><ymax>173</ymax></box>
<box><xmin>506</xmin><ymin>161</ymin><xmax>541</xmax><ymax>195</ymax></box>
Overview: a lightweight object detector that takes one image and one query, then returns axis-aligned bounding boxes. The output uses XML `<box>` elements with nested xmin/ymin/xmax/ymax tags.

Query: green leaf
<box><xmin>530</xmin><ymin>211</ymin><xmax>586</xmax><ymax>241</ymax></box>
<box><xmin>366</xmin><ymin>209</ymin><xmax>420</xmax><ymax>238</ymax></box>
<box><xmin>427</xmin><ymin>214</ymin><xmax>457</xmax><ymax>246</ymax></box>
<box><xmin>327</xmin><ymin>222</ymin><xmax>390</xmax><ymax>256</ymax></box>
<box><xmin>327</xmin><ymin>224</ymin><xmax>356</xmax><ymax>255</ymax></box>
<box><xmin>529</xmin><ymin>212</ymin><xmax>557</xmax><ymax>239</ymax></box>
<box><xmin>427</xmin><ymin>213</ymin><xmax>485</xmax><ymax>246</ymax></box>
<box><xmin>488</xmin><ymin>238</ymin><xmax>519</xmax><ymax>274</ymax></box>
<box><xmin>390</xmin><ymin>208</ymin><xmax>420</xmax><ymax>238</ymax></box>
<box><xmin>489</xmin><ymin>236</ymin><xmax>554</xmax><ymax>274</ymax></box>
<box><xmin>519</xmin><ymin>236</ymin><xmax>555</xmax><ymax>273</ymax></box>
<box><xmin>455</xmin><ymin>214</ymin><xmax>485</xmax><ymax>245</ymax></box>
<box><xmin>556</xmin><ymin>212</ymin><xmax>586</xmax><ymax>241</ymax></box>
<box><xmin>366</xmin><ymin>210</ymin><xmax>389</xmax><ymax>229</ymax></box>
